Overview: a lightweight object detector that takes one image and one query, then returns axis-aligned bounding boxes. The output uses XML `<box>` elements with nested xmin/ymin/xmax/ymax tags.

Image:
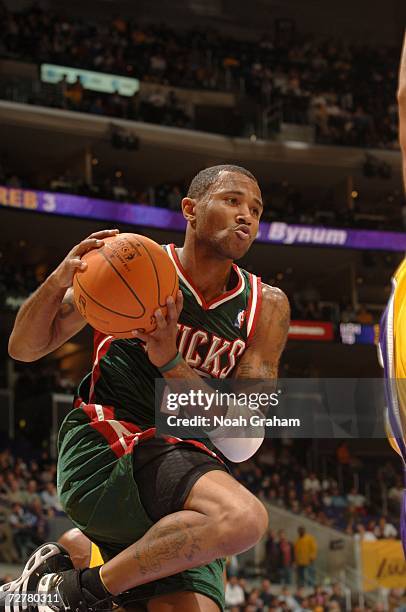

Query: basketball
<box><xmin>72</xmin><ymin>233</ymin><xmax>179</xmax><ymax>338</ymax></box>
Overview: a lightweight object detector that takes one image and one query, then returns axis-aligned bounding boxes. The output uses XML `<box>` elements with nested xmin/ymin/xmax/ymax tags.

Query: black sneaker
<box><xmin>0</xmin><ymin>542</ymin><xmax>73</xmax><ymax>611</ymax></box>
<box><xmin>0</xmin><ymin>543</ymin><xmax>115</xmax><ymax>612</ymax></box>
<box><xmin>40</xmin><ymin>569</ymin><xmax>115</xmax><ymax>612</ymax></box>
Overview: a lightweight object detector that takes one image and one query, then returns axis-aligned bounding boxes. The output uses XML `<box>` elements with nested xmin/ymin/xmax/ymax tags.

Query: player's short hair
<box><xmin>187</xmin><ymin>164</ymin><xmax>257</xmax><ymax>200</ymax></box>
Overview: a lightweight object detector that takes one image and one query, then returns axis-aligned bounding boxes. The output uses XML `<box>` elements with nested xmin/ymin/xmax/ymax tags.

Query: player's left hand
<box><xmin>131</xmin><ymin>290</ymin><xmax>183</xmax><ymax>368</ymax></box>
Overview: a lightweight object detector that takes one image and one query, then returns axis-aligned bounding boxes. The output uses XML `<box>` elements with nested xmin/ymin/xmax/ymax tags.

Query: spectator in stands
<box><xmin>346</xmin><ymin>486</ymin><xmax>366</xmax><ymax>513</ymax></box>
<box><xmin>0</xmin><ymin>498</ymin><xmax>19</xmax><ymax>563</ymax></box>
<box><xmin>388</xmin><ymin>475</ymin><xmax>403</xmax><ymax>507</ymax></box>
<box><xmin>6</xmin><ymin>478</ymin><xmax>26</xmax><ymax>505</ymax></box>
<box><xmin>29</xmin><ymin>498</ymin><xmax>50</xmax><ymax>544</ymax></box>
<box><xmin>303</xmin><ymin>472</ymin><xmax>321</xmax><ymax>494</ymax></box>
<box><xmin>9</xmin><ymin>502</ymin><xmax>36</xmax><ymax>560</ymax></box>
<box><xmin>167</xmin><ymin>185</ymin><xmax>183</xmax><ymax>210</ymax></box>
<box><xmin>277</xmin><ymin>529</ymin><xmax>295</xmax><ymax>585</ymax></box>
<box><xmin>340</xmin><ymin>303</ymin><xmax>357</xmax><ymax>323</ymax></box>
<box><xmin>259</xmin><ymin>579</ymin><xmax>273</xmax><ymax>609</ymax></box>
<box><xmin>21</xmin><ymin>479</ymin><xmax>41</xmax><ymax>507</ymax></box>
<box><xmin>246</xmin><ymin>588</ymin><xmax>264</xmax><ymax>610</ymax></box>
<box><xmin>278</xmin><ymin>586</ymin><xmax>301</xmax><ymax>610</ymax></box>
<box><xmin>264</xmin><ymin>528</ymin><xmax>280</xmax><ymax>581</ymax></box>
<box><xmin>356</xmin><ymin>304</ymin><xmax>374</xmax><ymax>324</ymax></box>
<box><xmin>41</xmin><ymin>482</ymin><xmax>64</xmax><ymax>515</ymax></box>
<box><xmin>294</xmin><ymin>526</ymin><xmax>318</xmax><ymax>587</ymax></box>
<box><xmin>375</xmin><ymin>515</ymin><xmax>397</xmax><ymax>539</ymax></box>
<box><xmin>354</xmin><ymin>523</ymin><xmax>376</xmax><ymax>542</ymax></box>
<box><xmin>330</xmin><ymin>484</ymin><xmax>348</xmax><ymax>509</ymax></box>
<box><xmin>225</xmin><ymin>575</ymin><xmax>245</xmax><ymax>608</ymax></box>
<box><xmin>65</xmin><ymin>76</ymin><xmax>84</xmax><ymax>110</ymax></box>
<box><xmin>330</xmin><ymin>582</ymin><xmax>346</xmax><ymax>609</ymax></box>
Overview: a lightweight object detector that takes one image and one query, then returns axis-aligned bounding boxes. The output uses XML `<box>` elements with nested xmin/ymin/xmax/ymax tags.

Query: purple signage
<box><xmin>1</xmin><ymin>186</ymin><xmax>405</xmax><ymax>252</ymax></box>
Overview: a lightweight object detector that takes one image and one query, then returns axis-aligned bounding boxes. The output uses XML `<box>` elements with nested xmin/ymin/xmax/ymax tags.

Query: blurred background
<box><xmin>1</xmin><ymin>0</ymin><xmax>406</xmax><ymax>609</ymax></box>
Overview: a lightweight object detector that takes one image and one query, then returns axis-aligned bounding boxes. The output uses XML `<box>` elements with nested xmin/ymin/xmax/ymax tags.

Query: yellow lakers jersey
<box><xmin>379</xmin><ymin>257</ymin><xmax>406</xmax><ymax>459</ymax></box>
<box><xmin>90</xmin><ymin>542</ymin><xmax>104</xmax><ymax>567</ymax></box>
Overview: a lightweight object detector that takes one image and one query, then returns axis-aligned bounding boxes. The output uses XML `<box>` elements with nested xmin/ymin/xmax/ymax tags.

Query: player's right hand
<box><xmin>51</xmin><ymin>229</ymin><xmax>119</xmax><ymax>289</ymax></box>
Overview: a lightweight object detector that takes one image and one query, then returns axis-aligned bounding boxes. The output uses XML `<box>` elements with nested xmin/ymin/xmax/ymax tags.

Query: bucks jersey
<box><xmin>77</xmin><ymin>244</ymin><xmax>262</xmax><ymax>430</ymax></box>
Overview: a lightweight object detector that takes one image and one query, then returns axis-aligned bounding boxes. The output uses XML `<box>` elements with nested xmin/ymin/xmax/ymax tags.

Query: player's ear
<box><xmin>181</xmin><ymin>197</ymin><xmax>197</xmax><ymax>226</ymax></box>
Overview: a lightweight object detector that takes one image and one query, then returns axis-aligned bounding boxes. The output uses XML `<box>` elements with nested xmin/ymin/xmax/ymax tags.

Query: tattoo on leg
<box><xmin>132</xmin><ymin>517</ymin><xmax>202</xmax><ymax>576</ymax></box>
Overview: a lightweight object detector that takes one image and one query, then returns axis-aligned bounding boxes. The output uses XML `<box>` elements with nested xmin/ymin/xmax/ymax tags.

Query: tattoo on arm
<box><xmin>237</xmin><ymin>362</ymin><xmax>254</xmax><ymax>378</ymax></box>
<box><xmin>261</xmin><ymin>360</ymin><xmax>278</xmax><ymax>379</ymax></box>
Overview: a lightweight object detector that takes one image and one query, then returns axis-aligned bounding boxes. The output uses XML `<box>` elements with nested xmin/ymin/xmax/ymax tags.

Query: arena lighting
<box><xmin>41</xmin><ymin>63</ymin><xmax>140</xmax><ymax>97</ymax></box>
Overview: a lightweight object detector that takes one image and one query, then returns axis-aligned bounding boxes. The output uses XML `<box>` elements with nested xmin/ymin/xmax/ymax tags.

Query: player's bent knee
<box><xmin>252</xmin><ymin>497</ymin><xmax>269</xmax><ymax>539</ymax></box>
<box><xmin>185</xmin><ymin>471</ymin><xmax>268</xmax><ymax>555</ymax></box>
<box><xmin>233</xmin><ymin>496</ymin><xmax>268</xmax><ymax>550</ymax></box>
<box><xmin>217</xmin><ymin>496</ymin><xmax>269</xmax><ymax>556</ymax></box>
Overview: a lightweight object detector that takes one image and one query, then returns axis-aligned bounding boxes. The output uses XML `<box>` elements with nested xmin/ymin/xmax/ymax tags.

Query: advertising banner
<box><xmin>1</xmin><ymin>186</ymin><xmax>405</xmax><ymax>252</ymax></box>
<box><xmin>361</xmin><ymin>540</ymin><xmax>406</xmax><ymax>591</ymax></box>
<box><xmin>289</xmin><ymin>320</ymin><xmax>334</xmax><ymax>341</ymax></box>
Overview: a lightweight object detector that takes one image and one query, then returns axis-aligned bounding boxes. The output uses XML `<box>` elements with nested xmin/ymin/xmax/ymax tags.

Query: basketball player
<box><xmin>3</xmin><ymin>165</ymin><xmax>290</xmax><ymax>611</ymax></box>
<box><xmin>57</xmin><ymin>527</ymin><xmax>226</xmax><ymax>612</ymax></box>
<box><xmin>379</xmin><ymin>32</ymin><xmax>406</xmax><ymax>555</ymax></box>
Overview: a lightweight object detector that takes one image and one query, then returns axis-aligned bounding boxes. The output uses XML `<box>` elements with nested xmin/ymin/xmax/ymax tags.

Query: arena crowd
<box><xmin>0</xmin><ymin>3</ymin><xmax>400</xmax><ymax>148</ymax></box>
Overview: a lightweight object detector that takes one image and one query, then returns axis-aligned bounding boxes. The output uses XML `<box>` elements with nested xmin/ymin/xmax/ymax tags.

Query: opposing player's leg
<box><xmin>57</xmin><ymin>529</ymin><xmax>147</xmax><ymax>612</ymax></box>
<box><xmin>58</xmin><ymin>528</ymin><xmax>92</xmax><ymax>569</ymax></box>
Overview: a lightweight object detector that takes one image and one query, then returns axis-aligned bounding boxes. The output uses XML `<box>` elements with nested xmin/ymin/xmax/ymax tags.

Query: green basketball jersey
<box><xmin>77</xmin><ymin>244</ymin><xmax>262</xmax><ymax>429</ymax></box>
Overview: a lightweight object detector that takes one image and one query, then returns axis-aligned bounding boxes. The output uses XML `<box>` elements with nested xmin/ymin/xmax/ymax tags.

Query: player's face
<box><xmin>195</xmin><ymin>172</ymin><xmax>263</xmax><ymax>260</ymax></box>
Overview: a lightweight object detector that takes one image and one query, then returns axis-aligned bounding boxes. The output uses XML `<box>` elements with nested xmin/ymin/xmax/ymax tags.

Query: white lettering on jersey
<box><xmin>185</xmin><ymin>330</ymin><xmax>210</xmax><ymax>367</ymax></box>
<box><xmin>220</xmin><ymin>339</ymin><xmax>246</xmax><ymax>377</ymax></box>
<box><xmin>177</xmin><ymin>324</ymin><xmax>193</xmax><ymax>355</ymax></box>
<box><xmin>200</xmin><ymin>335</ymin><xmax>231</xmax><ymax>377</ymax></box>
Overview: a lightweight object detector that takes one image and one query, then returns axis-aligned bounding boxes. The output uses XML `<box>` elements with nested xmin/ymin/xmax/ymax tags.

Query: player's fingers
<box><xmin>166</xmin><ymin>296</ymin><xmax>177</xmax><ymax>322</ymax></box>
<box><xmin>131</xmin><ymin>330</ymin><xmax>149</xmax><ymax>342</ymax></box>
<box><xmin>72</xmin><ymin>238</ymin><xmax>104</xmax><ymax>256</ymax></box>
<box><xmin>87</xmin><ymin>229</ymin><xmax>119</xmax><ymax>239</ymax></box>
<box><xmin>69</xmin><ymin>258</ymin><xmax>87</xmax><ymax>271</ymax></box>
<box><xmin>175</xmin><ymin>290</ymin><xmax>183</xmax><ymax>315</ymax></box>
<box><xmin>155</xmin><ymin>308</ymin><xmax>167</xmax><ymax>330</ymax></box>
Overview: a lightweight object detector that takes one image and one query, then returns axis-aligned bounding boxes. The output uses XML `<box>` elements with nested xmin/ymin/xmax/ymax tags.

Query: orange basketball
<box><xmin>72</xmin><ymin>233</ymin><xmax>179</xmax><ymax>338</ymax></box>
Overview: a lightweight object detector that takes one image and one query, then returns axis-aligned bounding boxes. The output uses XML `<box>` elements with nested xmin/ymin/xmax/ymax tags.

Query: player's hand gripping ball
<box><xmin>72</xmin><ymin>233</ymin><xmax>179</xmax><ymax>338</ymax></box>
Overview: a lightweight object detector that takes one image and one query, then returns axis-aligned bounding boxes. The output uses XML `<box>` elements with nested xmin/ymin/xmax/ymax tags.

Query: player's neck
<box><xmin>176</xmin><ymin>243</ymin><xmax>233</xmax><ymax>302</ymax></box>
